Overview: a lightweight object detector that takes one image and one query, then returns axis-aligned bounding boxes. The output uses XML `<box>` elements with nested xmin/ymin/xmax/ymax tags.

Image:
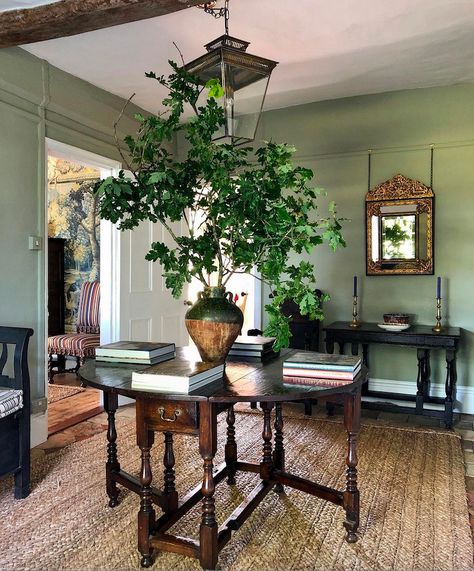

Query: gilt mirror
<box><xmin>366</xmin><ymin>174</ymin><xmax>434</xmax><ymax>275</ymax></box>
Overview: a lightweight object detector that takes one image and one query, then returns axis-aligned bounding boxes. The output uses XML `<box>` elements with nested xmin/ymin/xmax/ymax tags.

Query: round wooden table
<box><xmin>80</xmin><ymin>347</ymin><xmax>368</xmax><ymax>570</ymax></box>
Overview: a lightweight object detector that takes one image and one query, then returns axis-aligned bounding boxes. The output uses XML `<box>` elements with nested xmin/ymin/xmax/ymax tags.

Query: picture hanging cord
<box><xmin>367</xmin><ymin>146</ymin><xmax>434</xmax><ymax>190</ymax></box>
<box><xmin>367</xmin><ymin>149</ymin><xmax>372</xmax><ymax>192</ymax></box>
<box><xmin>430</xmin><ymin>144</ymin><xmax>434</xmax><ymax>189</ymax></box>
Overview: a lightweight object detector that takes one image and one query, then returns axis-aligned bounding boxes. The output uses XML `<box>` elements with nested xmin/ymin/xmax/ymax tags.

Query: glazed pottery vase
<box><xmin>185</xmin><ymin>286</ymin><xmax>243</xmax><ymax>363</ymax></box>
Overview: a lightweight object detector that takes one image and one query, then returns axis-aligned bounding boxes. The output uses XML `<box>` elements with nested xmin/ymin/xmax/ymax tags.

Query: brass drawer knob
<box><xmin>158</xmin><ymin>407</ymin><xmax>182</xmax><ymax>422</ymax></box>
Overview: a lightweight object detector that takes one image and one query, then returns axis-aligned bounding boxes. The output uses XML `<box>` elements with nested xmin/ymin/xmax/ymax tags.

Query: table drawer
<box><xmin>138</xmin><ymin>399</ymin><xmax>199</xmax><ymax>434</ymax></box>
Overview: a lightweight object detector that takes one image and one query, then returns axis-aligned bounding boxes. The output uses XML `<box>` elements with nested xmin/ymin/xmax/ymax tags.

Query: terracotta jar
<box><xmin>185</xmin><ymin>286</ymin><xmax>243</xmax><ymax>363</ymax></box>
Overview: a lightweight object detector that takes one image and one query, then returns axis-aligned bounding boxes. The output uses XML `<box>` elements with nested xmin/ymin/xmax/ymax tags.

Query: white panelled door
<box><xmin>119</xmin><ymin>218</ymin><xmax>189</xmax><ymax>345</ymax></box>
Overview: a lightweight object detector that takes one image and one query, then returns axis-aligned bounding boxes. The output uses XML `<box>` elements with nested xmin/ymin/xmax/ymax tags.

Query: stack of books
<box><xmin>227</xmin><ymin>335</ymin><xmax>278</xmax><ymax>362</ymax></box>
<box><xmin>282</xmin><ymin>351</ymin><xmax>362</xmax><ymax>387</ymax></box>
<box><xmin>131</xmin><ymin>355</ymin><xmax>224</xmax><ymax>393</ymax></box>
<box><xmin>95</xmin><ymin>341</ymin><xmax>176</xmax><ymax>365</ymax></box>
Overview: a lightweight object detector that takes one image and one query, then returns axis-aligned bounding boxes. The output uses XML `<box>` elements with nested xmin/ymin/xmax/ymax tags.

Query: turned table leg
<box><xmin>199</xmin><ymin>402</ymin><xmax>218</xmax><ymax>570</ymax></box>
<box><xmin>225</xmin><ymin>405</ymin><xmax>237</xmax><ymax>485</ymax></box>
<box><xmin>273</xmin><ymin>403</ymin><xmax>285</xmax><ymax>493</ymax></box>
<box><xmin>343</xmin><ymin>389</ymin><xmax>361</xmax><ymax>543</ymax></box>
<box><xmin>104</xmin><ymin>392</ymin><xmax>121</xmax><ymax>508</ymax></box>
<box><xmin>137</xmin><ymin>428</ymin><xmax>155</xmax><ymax>568</ymax></box>
<box><xmin>163</xmin><ymin>432</ymin><xmax>178</xmax><ymax>512</ymax></box>
<box><xmin>260</xmin><ymin>402</ymin><xmax>274</xmax><ymax>482</ymax></box>
<box><xmin>445</xmin><ymin>348</ymin><xmax>457</xmax><ymax>429</ymax></box>
<box><xmin>416</xmin><ymin>348</ymin><xmax>430</xmax><ymax>415</ymax></box>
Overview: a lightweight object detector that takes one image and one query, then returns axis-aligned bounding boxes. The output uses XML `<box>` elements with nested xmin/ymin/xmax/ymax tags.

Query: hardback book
<box><xmin>283</xmin><ymin>351</ymin><xmax>361</xmax><ymax>371</ymax></box>
<box><xmin>283</xmin><ymin>375</ymin><xmax>353</xmax><ymax>388</ymax></box>
<box><xmin>132</xmin><ymin>370</ymin><xmax>224</xmax><ymax>393</ymax></box>
<box><xmin>96</xmin><ymin>341</ymin><xmax>176</xmax><ymax>359</ymax></box>
<box><xmin>131</xmin><ymin>355</ymin><xmax>225</xmax><ymax>393</ymax></box>
<box><xmin>226</xmin><ymin>350</ymin><xmax>279</xmax><ymax>363</ymax></box>
<box><xmin>96</xmin><ymin>351</ymin><xmax>175</xmax><ymax>365</ymax></box>
<box><xmin>282</xmin><ymin>363</ymin><xmax>361</xmax><ymax>380</ymax></box>
<box><xmin>227</xmin><ymin>346</ymin><xmax>275</xmax><ymax>357</ymax></box>
<box><xmin>231</xmin><ymin>335</ymin><xmax>276</xmax><ymax>351</ymax></box>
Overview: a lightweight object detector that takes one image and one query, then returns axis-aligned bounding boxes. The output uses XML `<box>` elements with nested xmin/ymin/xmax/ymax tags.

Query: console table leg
<box><xmin>326</xmin><ymin>337</ymin><xmax>335</xmax><ymax>354</ymax></box>
<box><xmin>104</xmin><ymin>392</ymin><xmax>120</xmax><ymax>508</ymax></box>
<box><xmin>138</xmin><ymin>429</ymin><xmax>155</xmax><ymax>568</ymax></box>
<box><xmin>343</xmin><ymin>389</ymin><xmax>361</xmax><ymax>543</ymax></box>
<box><xmin>260</xmin><ymin>402</ymin><xmax>274</xmax><ymax>482</ymax></box>
<box><xmin>416</xmin><ymin>348</ymin><xmax>426</xmax><ymax>415</ymax></box>
<box><xmin>273</xmin><ymin>403</ymin><xmax>285</xmax><ymax>493</ymax></box>
<box><xmin>361</xmin><ymin>344</ymin><xmax>369</xmax><ymax>396</ymax></box>
<box><xmin>163</xmin><ymin>432</ymin><xmax>178</xmax><ymax>512</ymax></box>
<box><xmin>225</xmin><ymin>405</ymin><xmax>237</xmax><ymax>485</ymax></box>
<box><xmin>199</xmin><ymin>402</ymin><xmax>218</xmax><ymax>570</ymax></box>
<box><xmin>445</xmin><ymin>349</ymin><xmax>457</xmax><ymax>429</ymax></box>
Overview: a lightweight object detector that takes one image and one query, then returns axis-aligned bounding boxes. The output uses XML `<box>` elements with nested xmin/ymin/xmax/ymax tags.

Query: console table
<box><xmin>79</xmin><ymin>348</ymin><xmax>368</xmax><ymax>570</ymax></box>
<box><xmin>324</xmin><ymin>321</ymin><xmax>461</xmax><ymax>428</ymax></box>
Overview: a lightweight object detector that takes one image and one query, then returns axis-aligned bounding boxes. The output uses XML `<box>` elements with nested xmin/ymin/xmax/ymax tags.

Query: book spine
<box><xmin>282</xmin><ymin>367</ymin><xmax>356</xmax><ymax>380</ymax></box>
<box><xmin>232</xmin><ymin>343</ymin><xmax>272</xmax><ymax>351</ymax></box>
<box><xmin>96</xmin><ymin>345</ymin><xmax>175</xmax><ymax>359</ymax></box>
<box><xmin>282</xmin><ymin>361</ymin><xmax>358</xmax><ymax>372</ymax></box>
<box><xmin>283</xmin><ymin>376</ymin><xmax>352</xmax><ymax>387</ymax></box>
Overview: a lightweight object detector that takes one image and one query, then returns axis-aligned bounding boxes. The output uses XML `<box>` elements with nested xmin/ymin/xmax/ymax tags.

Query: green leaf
<box><xmin>205</xmin><ymin>78</ymin><xmax>225</xmax><ymax>99</ymax></box>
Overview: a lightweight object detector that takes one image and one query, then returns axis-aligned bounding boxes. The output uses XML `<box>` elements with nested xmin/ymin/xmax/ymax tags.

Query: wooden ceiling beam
<box><xmin>0</xmin><ymin>0</ymin><xmax>203</xmax><ymax>48</ymax></box>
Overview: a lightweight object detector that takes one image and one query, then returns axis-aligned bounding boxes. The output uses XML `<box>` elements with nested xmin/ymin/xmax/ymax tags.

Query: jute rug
<box><xmin>47</xmin><ymin>383</ymin><xmax>86</xmax><ymax>404</ymax></box>
<box><xmin>0</xmin><ymin>410</ymin><xmax>472</xmax><ymax>571</ymax></box>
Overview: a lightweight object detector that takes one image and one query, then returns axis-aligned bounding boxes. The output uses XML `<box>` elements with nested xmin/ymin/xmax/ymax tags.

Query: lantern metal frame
<box><xmin>185</xmin><ymin>1</ymin><xmax>278</xmax><ymax>145</ymax></box>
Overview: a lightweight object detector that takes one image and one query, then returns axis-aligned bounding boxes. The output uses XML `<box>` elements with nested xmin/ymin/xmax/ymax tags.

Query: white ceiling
<box><xmin>1</xmin><ymin>0</ymin><xmax>57</xmax><ymax>9</ymax></box>
<box><xmin>16</xmin><ymin>0</ymin><xmax>474</xmax><ymax>115</ymax></box>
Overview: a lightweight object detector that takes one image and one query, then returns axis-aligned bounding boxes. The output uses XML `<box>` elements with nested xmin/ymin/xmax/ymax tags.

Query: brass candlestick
<box><xmin>349</xmin><ymin>295</ymin><xmax>360</xmax><ymax>328</ymax></box>
<box><xmin>432</xmin><ymin>297</ymin><xmax>443</xmax><ymax>333</ymax></box>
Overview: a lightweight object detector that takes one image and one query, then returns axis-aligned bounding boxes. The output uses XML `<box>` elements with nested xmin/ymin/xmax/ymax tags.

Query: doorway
<box><xmin>46</xmin><ymin>139</ymin><xmax>120</xmax><ymax>434</ymax></box>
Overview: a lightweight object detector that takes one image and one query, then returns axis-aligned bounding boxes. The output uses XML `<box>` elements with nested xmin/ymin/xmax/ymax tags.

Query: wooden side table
<box><xmin>324</xmin><ymin>321</ymin><xmax>461</xmax><ymax>428</ymax></box>
<box><xmin>80</xmin><ymin>348</ymin><xmax>368</xmax><ymax>570</ymax></box>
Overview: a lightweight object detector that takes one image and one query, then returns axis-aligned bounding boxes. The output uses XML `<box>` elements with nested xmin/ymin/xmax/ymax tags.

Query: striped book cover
<box><xmin>283</xmin><ymin>376</ymin><xmax>352</xmax><ymax>388</ymax></box>
<box><xmin>282</xmin><ymin>366</ymin><xmax>360</xmax><ymax>380</ymax></box>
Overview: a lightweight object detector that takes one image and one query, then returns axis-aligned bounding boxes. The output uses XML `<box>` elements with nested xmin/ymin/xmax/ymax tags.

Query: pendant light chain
<box><xmin>225</xmin><ymin>0</ymin><xmax>229</xmax><ymax>35</ymax></box>
<box><xmin>200</xmin><ymin>0</ymin><xmax>229</xmax><ymax>31</ymax></box>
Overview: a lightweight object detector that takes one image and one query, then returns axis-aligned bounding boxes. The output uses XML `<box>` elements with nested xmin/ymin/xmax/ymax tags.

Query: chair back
<box><xmin>0</xmin><ymin>326</ymin><xmax>33</xmax><ymax>399</ymax></box>
<box><xmin>76</xmin><ymin>281</ymin><xmax>100</xmax><ymax>334</ymax></box>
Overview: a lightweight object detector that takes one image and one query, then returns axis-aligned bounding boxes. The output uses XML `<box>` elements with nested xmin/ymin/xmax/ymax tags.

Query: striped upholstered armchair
<box><xmin>48</xmin><ymin>281</ymin><xmax>100</xmax><ymax>384</ymax></box>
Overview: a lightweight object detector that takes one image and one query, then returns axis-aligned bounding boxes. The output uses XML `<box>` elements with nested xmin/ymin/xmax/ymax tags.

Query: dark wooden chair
<box><xmin>0</xmin><ymin>326</ymin><xmax>34</xmax><ymax>499</ymax></box>
<box><xmin>47</xmin><ymin>281</ymin><xmax>100</xmax><ymax>384</ymax></box>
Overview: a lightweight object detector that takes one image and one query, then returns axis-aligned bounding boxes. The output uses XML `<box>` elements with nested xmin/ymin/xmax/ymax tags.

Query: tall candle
<box><xmin>353</xmin><ymin>276</ymin><xmax>358</xmax><ymax>297</ymax></box>
<box><xmin>437</xmin><ymin>276</ymin><xmax>441</xmax><ymax>299</ymax></box>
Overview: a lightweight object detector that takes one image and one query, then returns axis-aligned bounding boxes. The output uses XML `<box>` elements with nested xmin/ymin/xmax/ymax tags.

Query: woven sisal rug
<box><xmin>47</xmin><ymin>383</ymin><xmax>86</xmax><ymax>404</ymax></box>
<box><xmin>0</xmin><ymin>410</ymin><xmax>472</xmax><ymax>571</ymax></box>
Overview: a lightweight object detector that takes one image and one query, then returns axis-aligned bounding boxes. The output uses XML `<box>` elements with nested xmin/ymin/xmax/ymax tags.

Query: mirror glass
<box><xmin>366</xmin><ymin>174</ymin><xmax>434</xmax><ymax>275</ymax></box>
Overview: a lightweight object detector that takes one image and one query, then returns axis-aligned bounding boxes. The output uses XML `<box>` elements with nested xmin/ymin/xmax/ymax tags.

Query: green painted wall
<box><xmin>260</xmin><ymin>84</ymin><xmax>474</xmax><ymax>390</ymax></box>
<box><xmin>0</xmin><ymin>47</ymin><xmax>143</xmax><ymax>401</ymax></box>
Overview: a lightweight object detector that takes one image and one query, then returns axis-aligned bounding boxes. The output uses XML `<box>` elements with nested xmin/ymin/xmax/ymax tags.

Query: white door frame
<box><xmin>44</xmin><ymin>138</ymin><xmax>121</xmax><ymax>368</ymax></box>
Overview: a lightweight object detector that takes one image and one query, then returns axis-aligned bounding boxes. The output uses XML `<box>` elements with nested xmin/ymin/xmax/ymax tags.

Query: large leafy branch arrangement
<box><xmin>95</xmin><ymin>62</ymin><xmax>346</xmax><ymax>348</ymax></box>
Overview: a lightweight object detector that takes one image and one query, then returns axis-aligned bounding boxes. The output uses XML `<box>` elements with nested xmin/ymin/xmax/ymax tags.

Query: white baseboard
<box><xmin>366</xmin><ymin>377</ymin><xmax>474</xmax><ymax>414</ymax></box>
<box><xmin>31</xmin><ymin>412</ymin><xmax>48</xmax><ymax>448</ymax></box>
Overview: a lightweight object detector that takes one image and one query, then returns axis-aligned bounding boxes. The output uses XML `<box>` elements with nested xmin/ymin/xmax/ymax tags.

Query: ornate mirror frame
<box><xmin>366</xmin><ymin>174</ymin><xmax>434</xmax><ymax>275</ymax></box>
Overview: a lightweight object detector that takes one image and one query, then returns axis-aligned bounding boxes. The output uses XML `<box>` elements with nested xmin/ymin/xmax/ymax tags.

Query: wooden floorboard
<box><xmin>48</xmin><ymin>380</ymin><xmax>103</xmax><ymax>435</ymax></box>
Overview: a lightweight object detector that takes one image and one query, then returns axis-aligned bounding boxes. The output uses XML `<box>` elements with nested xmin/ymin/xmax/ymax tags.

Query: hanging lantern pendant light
<box><xmin>185</xmin><ymin>0</ymin><xmax>278</xmax><ymax>145</ymax></box>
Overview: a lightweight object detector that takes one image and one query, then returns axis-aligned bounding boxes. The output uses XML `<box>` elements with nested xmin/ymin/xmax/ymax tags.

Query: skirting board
<box><xmin>31</xmin><ymin>412</ymin><xmax>48</xmax><ymax>448</ymax></box>
<box><xmin>367</xmin><ymin>377</ymin><xmax>474</xmax><ymax>414</ymax></box>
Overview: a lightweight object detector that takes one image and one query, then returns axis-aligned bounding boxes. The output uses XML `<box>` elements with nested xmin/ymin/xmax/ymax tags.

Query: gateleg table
<box><xmin>79</xmin><ymin>347</ymin><xmax>368</xmax><ymax>570</ymax></box>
